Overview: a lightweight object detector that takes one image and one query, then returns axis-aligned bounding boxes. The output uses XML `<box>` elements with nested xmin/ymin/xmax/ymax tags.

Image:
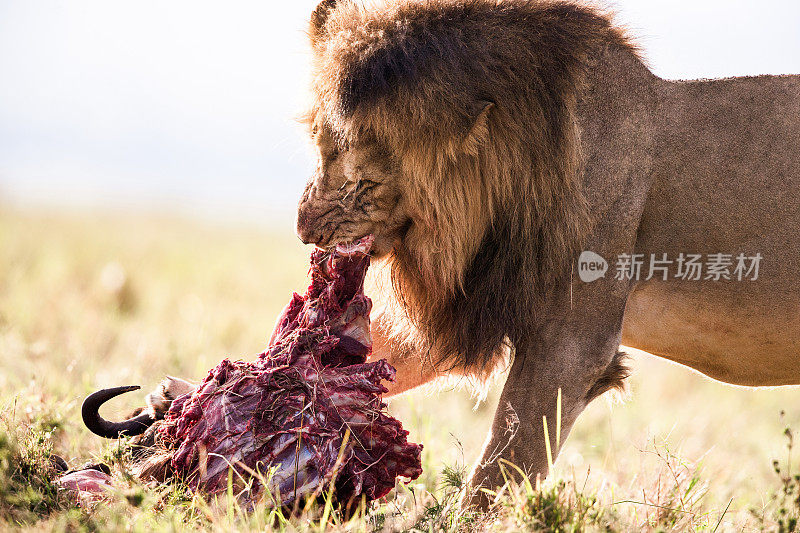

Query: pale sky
<box><xmin>0</xmin><ymin>0</ymin><xmax>798</xmax><ymax>223</ymax></box>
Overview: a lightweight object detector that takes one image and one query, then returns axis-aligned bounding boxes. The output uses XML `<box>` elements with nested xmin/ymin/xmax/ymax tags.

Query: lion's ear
<box><xmin>461</xmin><ymin>101</ymin><xmax>495</xmax><ymax>155</ymax></box>
<box><xmin>310</xmin><ymin>0</ymin><xmax>338</xmax><ymax>48</ymax></box>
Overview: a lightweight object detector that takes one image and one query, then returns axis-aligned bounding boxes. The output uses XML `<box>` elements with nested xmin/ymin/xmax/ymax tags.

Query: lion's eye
<box><xmin>339</xmin><ymin>178</ymin><xmax>378</xmax><ymax>202</ymax></box>
<box><xmin>341</xmin><ymin>177</ymin><xmax>359</xmax><ymax>189</ymax></box>
<box><xmin>339</xmin><ymin>178</ymin><xmax>363</xmax><ymax>201</ymax></box>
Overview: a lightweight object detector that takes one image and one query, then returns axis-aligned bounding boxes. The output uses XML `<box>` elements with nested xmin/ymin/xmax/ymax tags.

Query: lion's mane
<box><xmin>309</xmin><ymin>0</ymin><xmax>637</xmax><ymax>376</ymax></box>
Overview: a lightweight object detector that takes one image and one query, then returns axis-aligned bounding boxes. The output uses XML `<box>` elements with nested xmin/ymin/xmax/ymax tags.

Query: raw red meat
<box><xmin>58</xmin><ymin>469</ymin><xmax>114</xmax><ymax>503</ymax></box>
<box><xmin>157</xmin><ymin>236</ymin><xmax>423</xmax><ymax>506</ymax></box>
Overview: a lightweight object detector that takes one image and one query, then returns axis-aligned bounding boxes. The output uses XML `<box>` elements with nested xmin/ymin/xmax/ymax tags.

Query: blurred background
<box><xmin>1</xmin><ymin>1</ymin><xmax>799</xmax><ymax>529</ymax></box>
<box><xmin>1</xmin><ymin>0</ymin><xmax>798</xmax><ymax>224</ymax></box>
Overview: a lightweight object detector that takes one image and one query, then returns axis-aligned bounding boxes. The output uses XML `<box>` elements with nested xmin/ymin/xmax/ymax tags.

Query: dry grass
<box><xmin>2</xmin><ymin>208</ymin><xmax>800</xmax><ymax>531</ymax></box>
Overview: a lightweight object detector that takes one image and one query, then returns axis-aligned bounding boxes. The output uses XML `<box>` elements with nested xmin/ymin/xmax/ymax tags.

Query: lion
<box><xmin>84</xmin><ymin>0</ymin><xmax>800</xmax><ymax>510</ymax></box>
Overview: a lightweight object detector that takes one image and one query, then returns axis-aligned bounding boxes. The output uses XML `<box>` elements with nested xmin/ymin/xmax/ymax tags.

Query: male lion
<box><xmin>295</xmin><ymin>0</ymin><xmax>800</xmax><ymax>506</ymax></box>
<box><xmin>87</xmin><ymin>0</ymin><xmax>800</xmax><ymax>509</ymax></box>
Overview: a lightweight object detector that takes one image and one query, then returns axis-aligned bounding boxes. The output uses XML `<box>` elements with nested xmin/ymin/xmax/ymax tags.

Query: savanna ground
<box><xmin>2</xmin><ymin>208</ymin><xmax>800</xmax><ymax>532</ymax></box>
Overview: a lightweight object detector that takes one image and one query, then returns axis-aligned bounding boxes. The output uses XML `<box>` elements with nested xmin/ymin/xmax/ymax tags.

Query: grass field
<box><xmin>2</xmin><ymin>208</ymin><xmax>800</xmax><ymax>531</ymax></box>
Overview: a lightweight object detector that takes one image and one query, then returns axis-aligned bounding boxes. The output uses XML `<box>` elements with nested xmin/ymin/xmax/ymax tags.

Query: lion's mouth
<box><xmin>320</xmin><ymin>234</ymin><xmax>373</xmax><ymax>254</ymax></box>
<box><xmin>316</xmin><ymin>217</ymin><xmax>411</xmax><ymax>260</ymax></box>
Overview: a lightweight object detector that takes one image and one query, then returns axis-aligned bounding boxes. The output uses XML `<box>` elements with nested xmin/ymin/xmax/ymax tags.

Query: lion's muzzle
<box><xmin>296</xmin><ymin>206</ymin><xmax>323</xmax><ymax>245</ymax></box>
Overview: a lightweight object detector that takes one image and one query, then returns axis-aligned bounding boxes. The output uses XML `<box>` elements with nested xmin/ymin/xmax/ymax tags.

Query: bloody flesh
<box><xmin>158</xmin><ymin>237</ymin><xmax>423</xmax><ymax>505</ymax></box>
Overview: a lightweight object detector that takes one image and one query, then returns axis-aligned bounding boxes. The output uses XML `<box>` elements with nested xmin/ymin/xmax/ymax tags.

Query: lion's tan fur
<box><xmin>307</xmin><ymin>0</ymin><xmax>640</xmax><ymax>375</ymax></box>
<box><xmin>297</xmin><ymin>0</ymin><xmax>800</xmax><ymax>506</ymax></box>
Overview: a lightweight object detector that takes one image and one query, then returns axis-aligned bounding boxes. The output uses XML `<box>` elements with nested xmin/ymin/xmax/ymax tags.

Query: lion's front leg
<box><xmin>466</xmin><ymin>325</ymin><xmax>629</xmax><ymax>509</ymax></box>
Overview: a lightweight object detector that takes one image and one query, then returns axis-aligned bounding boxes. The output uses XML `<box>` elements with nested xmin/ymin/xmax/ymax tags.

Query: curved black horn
<box><xmin>82</xmin><ymin>385</ymin><xmax>155</xmax><ymax>439</ymax></box>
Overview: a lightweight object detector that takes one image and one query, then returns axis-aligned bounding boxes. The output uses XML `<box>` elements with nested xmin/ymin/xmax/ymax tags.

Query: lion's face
<box><xmin>296</xmin><ymin>125</ymin><xmax>409</xmax><ymax>257</ymax></box>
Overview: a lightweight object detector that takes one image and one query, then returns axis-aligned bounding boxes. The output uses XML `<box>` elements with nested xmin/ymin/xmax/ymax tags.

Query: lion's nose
<box><xmin>296</xmin><ymin>208</ymin><xmax>320</xmax><ymax>245</ymax></box>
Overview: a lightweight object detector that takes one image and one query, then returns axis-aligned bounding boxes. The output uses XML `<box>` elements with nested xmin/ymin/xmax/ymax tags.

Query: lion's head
<box><xmin>296</xmin><ymin>121</ymin><xmax>409</xmax><ymax>259</ymax></box>
<box><xmin>297</xmin><ymin>0</ymin><xmax>634</xmax><ymax>375</ymax></box>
